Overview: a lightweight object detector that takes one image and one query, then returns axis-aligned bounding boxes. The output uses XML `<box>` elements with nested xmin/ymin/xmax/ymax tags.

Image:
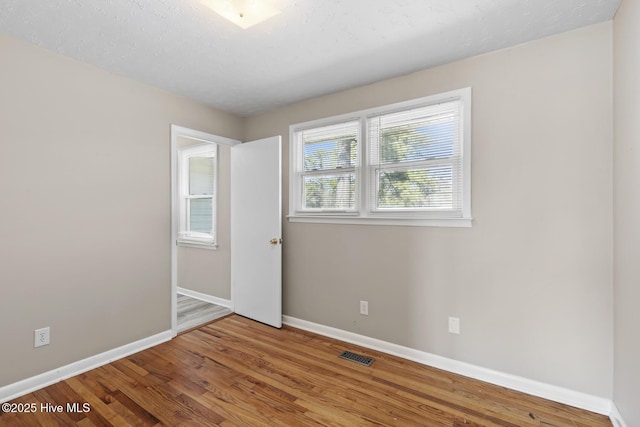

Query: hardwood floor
<box><xmin>177</xmin><ymin>294</ymin><xmax>232</xmax><ymax>333</ymax></box>
<box><xmin>1</xmin><ymin>315</ymin><xmax>612</xmax><ymax>426</ymax></box>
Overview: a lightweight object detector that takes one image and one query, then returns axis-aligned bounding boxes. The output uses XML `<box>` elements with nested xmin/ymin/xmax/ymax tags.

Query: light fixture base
<box><xmin>201</xmin><ymin>0</ymin><xmax>281</xmax><ymax>29</ymax></box>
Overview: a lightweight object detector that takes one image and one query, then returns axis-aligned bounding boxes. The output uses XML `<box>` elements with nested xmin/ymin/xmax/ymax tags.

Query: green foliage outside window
<box><xmin>303</xmin><ymin>137</ymin><xmax>357</xmax><ymax>210</ymax></box>
<box><xmin>376</xmin><ymin>123</ymin><xmax>447</xmax><ymax>209</ymax></box>
<box><xmin>302</xmin><ymin>123</ymin><xmax>453</xmax><ymax>211</ymax></box>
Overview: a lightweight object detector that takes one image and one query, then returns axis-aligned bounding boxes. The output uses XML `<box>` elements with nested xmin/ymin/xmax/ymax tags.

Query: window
<box><xmin>178</xmin><ymin>143</ymin><xmax>218</xmax><ymax>246</ymax></box>
<box><xmin>299</xmin><ymin>120</ymin><xmax>359</xmax><ymax>212</ymax></box>
<box><xmin>289</xmin><ymin>88</ymin><xmax>471</xmax><ymax>227</ymax></box>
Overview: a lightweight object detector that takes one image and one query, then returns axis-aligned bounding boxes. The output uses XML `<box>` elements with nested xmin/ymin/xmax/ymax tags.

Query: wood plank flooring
<box><xmin>1</xmin><ymin>315</ymin><xmax>612</xmax><ymax>426</ymax></box>
<box><xmin>177</xmin><ymin>294</ymin><xmax>232</xmax><ymax>333</ymax></box>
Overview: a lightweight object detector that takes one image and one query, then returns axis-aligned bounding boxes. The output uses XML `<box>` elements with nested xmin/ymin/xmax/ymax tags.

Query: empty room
<box><xmin>0</xmin><ymin>0</ymin><xmax>638</xmax><ymax>426</ymax></box>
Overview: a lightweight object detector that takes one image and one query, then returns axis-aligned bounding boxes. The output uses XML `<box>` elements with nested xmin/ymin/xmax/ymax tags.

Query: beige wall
<box><xmin>244</xmin><ymin>23</ymin><xmax>614</xmax><ymax>397</ymax></box>
<box><xmin>177</xmin><ymin>138</ymin><xmax>232</xmax><ymax>300</ymax></box>
<box><xmin>0</xmin><ymin>34</ymin><xmax>242</xmax><ymax>386</ymax></box>
<box><xmin>613</xmin><ymin>0</ymin><xmax>640</xmax><ymax>424</ymax></box>
<box><xmin>0</xmin><ymin>18</ymin><xmax>620</xmax><ymax>403</ymax></box>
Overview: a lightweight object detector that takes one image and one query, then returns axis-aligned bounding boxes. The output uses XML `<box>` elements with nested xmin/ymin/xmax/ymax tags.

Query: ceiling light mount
<box><xmin>201</xmin><ymin>0</ymin><xmax>281</xmax><ymax>29</ymax></box>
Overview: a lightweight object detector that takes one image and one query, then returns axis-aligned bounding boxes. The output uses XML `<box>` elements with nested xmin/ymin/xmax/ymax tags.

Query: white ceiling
<box><xmin>0</xmin><ymin>0</ymin><xmax>621</xmax><ymax>116</ymax></box>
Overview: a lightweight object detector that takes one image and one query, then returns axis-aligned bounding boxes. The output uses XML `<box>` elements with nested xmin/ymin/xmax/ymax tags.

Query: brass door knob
<box><xmin>270</xmin><ymin>238</ymin><xmax>282</xmax><ymax>245</ymax></box>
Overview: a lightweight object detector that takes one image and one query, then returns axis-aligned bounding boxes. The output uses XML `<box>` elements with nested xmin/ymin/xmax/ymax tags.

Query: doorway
<box><xmin>170</xmin><ymin>126</ymin><xmax>283</xmax><ymax>335</ymax></box>
<box><xmin>170</xmin><ymin>125</ymin><xmax>239</xmax><ymax>334</ymax></box>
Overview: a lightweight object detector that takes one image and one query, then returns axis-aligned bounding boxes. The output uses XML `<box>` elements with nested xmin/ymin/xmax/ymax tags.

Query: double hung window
<box><xmin>298</xmin><ymin>121</ymin><xmax>359</xmax><ymax>213</ymax></box>
<box><xmin>289</xmin><ymin>88</ymin><xmax>471</xmax><ymax>227</ymax></box>
<box><xmin>178</xmin><ymin>143</ymin><xmax>217</xmax><ymax>246</ymax></box>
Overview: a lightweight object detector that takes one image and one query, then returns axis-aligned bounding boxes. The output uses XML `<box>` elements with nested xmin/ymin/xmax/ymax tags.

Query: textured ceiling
<box><xmin>0</xmin><ymin>0</ymin><xmax>622</xmax><ymax>116</ymax></box>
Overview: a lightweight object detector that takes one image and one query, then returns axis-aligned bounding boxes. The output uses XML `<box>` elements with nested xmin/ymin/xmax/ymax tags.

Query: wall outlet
<box><xmin>448</xmin><ymin>317</ymin><xmax>460</xmax><ymax>335</ymax></box>
<box><xmin>359</xmin><ymin>300</ymin><xmax>369</xmax><ymax>316</ymax></box>
<box><xmin>34</xmin><ymin>327</ymin><xmax>50</xmax><ymax>348</ymax></box>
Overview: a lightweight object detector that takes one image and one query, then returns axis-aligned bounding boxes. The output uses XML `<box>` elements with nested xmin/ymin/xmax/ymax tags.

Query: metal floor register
<box><xmin>339</xmin><ymin>350</ymin><xmax>375</xmax><ymax>367</ymax></box>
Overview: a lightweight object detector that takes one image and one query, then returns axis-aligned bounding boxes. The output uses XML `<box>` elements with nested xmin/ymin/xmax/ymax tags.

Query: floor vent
<box><xmin>339</xmin><ymin>350</ymin><xmax>374</xmax><ymax>367</ymax></box>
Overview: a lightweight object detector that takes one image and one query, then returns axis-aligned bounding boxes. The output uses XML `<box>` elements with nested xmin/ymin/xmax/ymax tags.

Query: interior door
<box><xmin>231</xmin><ymin>136</ymin><xmax>282</xmax><ymax>328</ymax></box>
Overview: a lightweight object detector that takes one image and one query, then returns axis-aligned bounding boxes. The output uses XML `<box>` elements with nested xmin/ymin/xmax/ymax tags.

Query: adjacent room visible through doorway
<box><xmin>176</xmin><ymin>293</ymin><xmax>231</xmax><ymax>333</ymax></box>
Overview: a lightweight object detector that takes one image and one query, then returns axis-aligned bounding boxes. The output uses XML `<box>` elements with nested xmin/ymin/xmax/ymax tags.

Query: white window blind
<box><xmin>298</xmin><ymin>120</ymin><xmax>359</xmax><ymax>212</ymax></box>
<box><xmin>179</xmin><ymin>144</ymin><xmax>217</xmax><ymax>245</ymax></box>
<box><xmin>187</xmin><ymin>156</ymin><xmax>215</xmax><ymax>233</ymax></box>
<box><xmin>368</xmin><ymin>100</ymin><xmax>463</xmax><ymax>216</ymax></box>
<box><xmin>289</xmin><ymin>88</ymin><xmax>471</xmax><ymax>227</ymax></box>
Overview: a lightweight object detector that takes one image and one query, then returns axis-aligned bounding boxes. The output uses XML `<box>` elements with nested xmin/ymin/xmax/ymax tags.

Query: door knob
<box><xmin>270</xmin><ymin>238</ymin><xmax>282</xmax><ymax>245</ymax></box>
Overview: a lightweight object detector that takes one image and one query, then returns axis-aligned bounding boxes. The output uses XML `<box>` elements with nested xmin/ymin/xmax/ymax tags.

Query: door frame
<box><xmin>170</xmin><ymin>125</ymin><xmax>240</xmax><ymax>336</ymax></box>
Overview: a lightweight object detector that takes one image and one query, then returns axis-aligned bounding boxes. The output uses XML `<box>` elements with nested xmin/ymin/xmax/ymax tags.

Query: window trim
<box><xmin>177</xmin><ymin>143</ymin><xmax>218</xmax><ymax>248</ymax></box>
<box><xmin>288</xmin><ymin>88</ymin><xmax>472</xmax><ymax>227</ymax></box>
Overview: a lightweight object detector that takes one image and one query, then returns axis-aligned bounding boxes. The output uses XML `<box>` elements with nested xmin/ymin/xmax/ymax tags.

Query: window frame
<box><xmin>177</xmin><ymin>143</ymin><xmax>218</xmax><ymax>248</ymax></box>
<box><xmin>288</xmin><ymin>88</ymin><xmax>472</xmax><ymax>227</ymax></box>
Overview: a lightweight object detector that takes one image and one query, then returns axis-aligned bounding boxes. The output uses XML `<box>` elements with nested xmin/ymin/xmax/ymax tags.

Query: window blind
<box><xmin>299</xmin><ymin>120</ymin><xmax>359</xmax><ymax>211</ymax></box>
<box><xmin>368</xmin><ymin>100</ymin><xmax>463</xmax><ymax>214</ymax></box>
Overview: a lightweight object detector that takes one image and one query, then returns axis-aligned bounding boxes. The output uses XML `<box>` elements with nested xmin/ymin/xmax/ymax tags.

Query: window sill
<box><xmin>287</xmin><ymin>215</ymin><xmax>472</xmax><ymax>228</ymax></box>
<box><xmin>177</xmin><ymin>240</ymin><xmax>219</xmax><ymax>250</ymax></box>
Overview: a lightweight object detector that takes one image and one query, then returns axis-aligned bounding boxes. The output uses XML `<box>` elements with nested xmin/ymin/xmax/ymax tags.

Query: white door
<box><xmin>231</xmin><ymin>136</ymin><xmax>282</xmax><ymax>328</ymax></box>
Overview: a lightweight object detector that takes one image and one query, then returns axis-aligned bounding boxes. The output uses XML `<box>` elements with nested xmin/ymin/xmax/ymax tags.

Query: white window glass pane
<box><xmin>379</xmin><ymin>120</ymin><xmax>455</xmax><ymax>164</ymax></box>
<box><xmin>370</xmin><ymin>99</ymin><xmax>463</xmax><ymax>214</ymax></box>
<box><xmin>303</xmin><ymin>173</ymin><xmax>356</xmax><ymax>210</ymax></box>
<box><xmin>189</xmin><ymin>157</ymin><xmax>214</xmax><ymax>195</ymax></box>
<box><xmin>302</xmin><ymin>121</ymin><xmax>358</xmax><ymax>172</ymax></box>
<box><xmin>370</xmin><ymin>100</ymin><xmax>461</xmax><ymax>165</ymax></box>
<box><xmin>189</xmin><ymin>198</ymin><xmax>213</xmax><ymax>233</ymax></box>
<box><xmin>377</xmin><ymin>166</ymin><xmax>453</xmax><ymax>209</ymax></box>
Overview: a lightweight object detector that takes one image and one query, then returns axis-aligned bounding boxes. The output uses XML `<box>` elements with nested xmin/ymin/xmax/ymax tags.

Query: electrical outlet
<box><xmin>359</xmin><ymin>300</ymin><xmax>368</xmax><ymax>316</ymax></box>
<box><xmin>448</xmin><ymin>317</ymin><xmax>460</xmax><ymax>335</ymax></box>
<box><xmin>34</xmin><ymin>327</ymin><xmax>50</xmax><ymax>348</ymax></box>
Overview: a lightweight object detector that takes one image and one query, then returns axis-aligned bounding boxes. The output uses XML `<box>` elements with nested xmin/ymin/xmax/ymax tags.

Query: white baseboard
<box><xmin>282</xmin><ymin>315</ymin><xmax>613</xmax><ymax>417</ymax></box>
<box><xmin>0</xmin><ymin>330</ymin><xmax>173</xmax><ymax>404</ymax></box>
<box><xmin>2</xmin><ymin>313</ymin><xmax>624</xmax><ymax>426</ymax></box>
<box><xmin>610</xmin><ymin>403</ymin><xmax>629</xmax><ymax>427</ymax></box>
<box><xmin>177</xmin><ymin>287</ymin><xmax>233</xmax><ymax>309</ymax></box>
